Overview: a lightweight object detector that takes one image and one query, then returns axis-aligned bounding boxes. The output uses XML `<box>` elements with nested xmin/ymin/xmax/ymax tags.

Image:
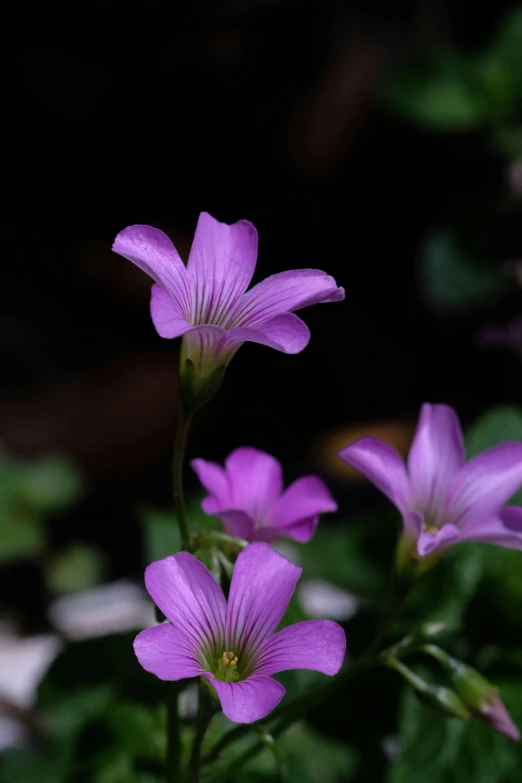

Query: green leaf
<box><xmin>0</xmin><ymin>510</ymin><xmax>43</xmax><ymax>563</ymax></box>
<box><xmin>46</xmin><ymin>544</ymin><xmax>105</xmax><ymax>594</ymax></box>
<box><xmin>493</xmin><ymin>126</ymin><xmax>522</xmax><ymax>159</ymax></box>
<box><xmin>105</xmin><ymin>701</ymin><xmax>164</xmax><ymax>760</ymax></box>
<box><xmin>268</xmin><ymin>723</ymin><xmax>358</xmax><ymax>783</ymax></box>
<box><xmin>141</xmin><ymin>508</ymin><xmax>182</xmax><ymax>563</ymax></box>
<box><xmin>383</xmin><ymin>10</ymin><xmax>522</xmax><ymax>132</ymax></box>
<box><xmin>466</xmin><ymin>406</ymin><xmax>522</xmax><ymax>457</ymax></box>
<box><xmin>141</xmin><ymin>495</ymin><xmax>220</xmax><ymax>563</ymax></box>
<box><xmin>44</xmin><ymin>684</ymin><xmax>115</xmax><ymax>740</ymax></box>
<box><xmin>418</xmin><ymin>231</ymin><xmax>508</xmax><ymax>313</ymax></box>
<box><xmin>37</xmin><ymin>633</ymin><xmax>164</xmax><ymax>707</ymax></box>
<box><xmin>297</xmin><ymin>514</ymin><xmax>391</xmax><ymax>599</ymax></box>
<box><xmin>204</xmin><ymin>721</ymin><xmax>358</xmax><ymax>783</ymax></box>
<box><xmin>383</xmin><ymin>51</ymin><xmax>490</xmax><ymax>131</ymax></box>
<box><xmin>0</xmin><ymin>749</ymin><xmax>69</xmax><ymax>783</ymax></box>
<box><xmin>403</xmin><ymin>544</ymin><xmax>484</xmax><ymax>632</ymax></box>
<box><xmin>19</xmin><ymin>454</ymin><xmax>83</xmax><ymax>511</ymax></box>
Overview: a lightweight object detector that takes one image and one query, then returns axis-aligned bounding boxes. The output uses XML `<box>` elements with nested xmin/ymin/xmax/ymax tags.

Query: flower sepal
<box><xmin>415</xmin><ymin>684</ymin><xmax>471</xmax><ymax>720</ymax></box>
<box><xmin>394</xmin><ymin>532</ymin><xmax>444</xmax><ymax>593</ymax></box>
<box><xmin>179</xmin><ymin>354</ymin><xmax>227</xmax><ymax>413</ymax></box>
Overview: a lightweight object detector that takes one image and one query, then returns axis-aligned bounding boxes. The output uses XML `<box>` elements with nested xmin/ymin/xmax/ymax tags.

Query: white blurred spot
<box><xmin>179</xmin><ymin>683</ymin><xmax>198</xmax><ymax>719</ymax></box>
<box><xmin>48</xmin><ymin>580</ymin><xmax>156</xmax><ymax>640</ymax></box>
<box><xmin>381</xmin><ymin>734</ymin><xmax>401</xmax><ymax>759</ymax></box>
<box><xmin>0</xmin><ymin>631</ymin><xmax>61</xmax><ymax>750</ymax></box>
<box><xmin>298</xmin><ymin>579</ymin><xmax>359</xmax><ymax>621</ymax></box>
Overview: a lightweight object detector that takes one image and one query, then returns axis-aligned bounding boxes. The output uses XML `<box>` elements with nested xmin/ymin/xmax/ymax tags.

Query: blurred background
<box><xmin>2</xmin><ymin>2</ymin><xmax>522</xmax><ymax>781</ymax></box>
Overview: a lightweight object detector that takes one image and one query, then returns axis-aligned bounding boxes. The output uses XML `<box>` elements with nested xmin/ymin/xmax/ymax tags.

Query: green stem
<box><xmin>188</xmin><ymin>685</ymin><xmax>215</xmax><ymax>783</ymax></box>
<box><xmin>172</xmin><ymin>405</ymin><xmax>193</xmax><ymax>552</ymax></box>
<box><xmin>166</xmin><ymin>406</ymin><xmax>194</xmax><ymax>780</ymax></box>
<box><xmin>259</xmin><ymin>730</ymin><xmax>285</xmax><ymax>780</ymax></box>
<box><xmin>166</xmin><ymin>683</ymin><xmax>182</xmax><ymax>783</ymax></box>
<box><xmin>193</xmin><ymin>530</ymin><xmax>249</xmax><ymax>551</ymax></box>
<box><xmin>359</xmin><ymin>571</ymin><xmax>402</xmax><ymax>659</ymax></box>
<box><xmin>383</xmin><ymin>656</ymin><xmax>429</xmax><ymax>692</ymax></box>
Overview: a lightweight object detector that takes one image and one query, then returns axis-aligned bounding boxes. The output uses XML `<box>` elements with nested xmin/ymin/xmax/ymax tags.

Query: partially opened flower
<box><xmin>134</xmin><ymin>543</ymin><xmax>345</xmax><ymax>723</ymax></box>
<box><xmin>338</xmin><ymin>403</ymin><xmax>522</xmax><ymax>559</ymax></box>
<box><xmin>112</xmin><ymin>213</ymin><xmax>344</xmax><ymax>403</ymax></box>
<box><xmin>191</xmin><ymin>447</ymin><xmax>337</xmax><ymax>543</ymax></box>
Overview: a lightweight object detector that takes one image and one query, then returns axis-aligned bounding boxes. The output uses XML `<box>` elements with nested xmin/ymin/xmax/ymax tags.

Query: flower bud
<box><xmin>449</xmin><ymin>663</ymin><xmax>519</xmax><ymax>740</ymax></box>
<box><xmin>394</xmin><ymin>533</ymin><xmax>445</xmax><ymax>593</ymax></box>
<box><xmin>417</xmin><ymin>621</ymin><xmax>447</xmax><ymax>640</ymax></box>
<box><xmin>423</xmin><ymin>646</ymin><xmax>520</xmax><ymax>740</ymax></box>
<box><xmin>416</xmin><ymin>684</ymin><xmax>470</xmax><ymax>720</ymax></box>
<box><xmin>386</xmin><ymin>657</ymin><xmax>469</xmax><ymax>720</ymax></box>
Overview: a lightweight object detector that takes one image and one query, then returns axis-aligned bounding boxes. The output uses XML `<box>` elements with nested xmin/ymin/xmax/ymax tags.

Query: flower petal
<box><xmin>144</xmin><ymin>553</ymin><xmax>227</xmax><ymax>658</ymax></box>
<box><xmin>187</xmin><ymin>212</ymin><xmax>258</xmax><ymax>325</ymax></box>
<box><xmin>482</xmin><ymin>695</ymin><xmax>521</xmax><ymax>740</ymax></box>
<box><xmin>224</xmin><ymin>448</ymin><xmax>283</xmax><ymax>520</ymax></box>
<box><xmin>458</xmin><ymin>506</ymin><xmax>522</xmax><ymax>550</ymax></box>
<box><xmin>112</xmin><ymin>225</ymin><xmax>192</xmax><ymax>316</ymax></box>
<box><xmin>445</xmin><ymin>442</ymin><xmax>522</xmax><ymax>528</ymax></box>
<box><xmin>226</xmin><ymin>543</ymin><xmax>301</xmax><ymax>658</ymax></box>
<box><xmin>204</xmin><ymin>673</ymin><xmax>284</xmax><ymax>723</ymax></box>
<box><xmin>269</xmin><ymin>476</ymin><xmax>337</xmax><ymax>531</ymax></box>
<box><xmin>230</xmin><ymin>269</ymin><xmax>344</xmax><ymax>328</ymax></box>
<box><xmin>224</xmin><ymin>313</ymin><xmax>311</xmax><ymax>354</ymax></box>
<box><xmin>416</xmin><ymin>523</ymin><xmax>461</xmax><ymax>556</ymax></box>
<box><xmin>248</xmin><ymin>525</ymin><xmax>287</xmax><ymax>543</ymax></box>
<box><xmin>250</xmin><ymin>518</ymin><xmax>318</xmax><ymax>544</ymax></box>
<box><xmin>134</xmin><ymin>624</ymin><xmax>203</xmax><ymax>680</ymax></box>
<box><xmin>281</xmin><ymin>517</ymin><xmax>319</xmax><ymax>543</ymax></box>
<box><xmin>338</xmin><ymin>437</ymin><xmax>410</xmax><ymax>512</ymax></box>
<box><xmin>217</xmin><ymin>510</ymin><xmax>255</xmax><ymax>540</ymax></box>
<box><xmin>191</xmin><ymin>458</ymin><xmax>233</xmax><ymax>513</ymax></box>
<box><xmin>150</xmin><ymin>284</ymin><xmax>194</xmax><ymax>339</ymax></box>
<box><xmin>254</xmin><ymin>620</ymin><xmax>345</xmax><ymax>676</ymax></box>
<box><xmin>408</xmin><ymin>403</ymin><xmax>465</xmax><ymax>518</ymax></box>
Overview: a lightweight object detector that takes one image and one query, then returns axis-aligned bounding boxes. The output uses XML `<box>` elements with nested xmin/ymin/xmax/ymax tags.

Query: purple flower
<box><xmin>191</xmin><ymin>447</ymin><xmax>337</xmax><ymax>543</ymax></box>
<box><xmin>112</xmin><ymin>213</ymin><xmax>344</xmax><ymax>382</ymax></box>
<box><xmin>134</xmin><ymin>543</ymin><xmax>345</xmax><ymax>723</ymax></box>
<box><xmin>338</xmin><ymin>403</ymin><xmax>522</xmax><ymax>557</ymax></box>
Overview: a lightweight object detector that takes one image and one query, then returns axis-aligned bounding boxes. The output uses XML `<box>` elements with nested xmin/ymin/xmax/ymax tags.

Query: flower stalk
<box><xmin>188</xmin><ymin>684</ymin><xmax>215</xmax><ymax>783</ymax></box>
<box><xmin>172</xmin><ymin>404</ymin><xmax>194</xmax><ymax>552</ymax></box>
<box><xmin>166</xmin><ymin>683</ymin><xmax>182</xmax><ymax>783</ymax></box>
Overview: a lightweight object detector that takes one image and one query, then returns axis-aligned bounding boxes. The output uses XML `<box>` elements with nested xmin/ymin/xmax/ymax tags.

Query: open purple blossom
<box><xmin>134</xmin><ymin>543</ymin><xmax>345</xmax><ymax>723</ymax></box>
<box><xmin>191</xmin><ymin>447</ymin><xmax>337</xmax><ymax>543</ymax></box>
<box><xmin>112</xmin><ymin>213</ymin><xmax>344</xmax><ymax>381</ymax></box>
<box><xmin>338</xmin><ymin>402</ymin><xmax>522</xmax><ymax>557</ymax></box>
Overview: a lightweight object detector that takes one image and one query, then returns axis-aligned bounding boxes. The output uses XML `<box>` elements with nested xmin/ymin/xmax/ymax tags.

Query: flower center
<box><xmin>423</xmin><ymin>522</ymin><xmax>440</xmax><ymax>537</ymax></box>
<box><xmin>215</xmin><ymin>651</ymin><xmax>240</xmax><ymax>682</ymax></box>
